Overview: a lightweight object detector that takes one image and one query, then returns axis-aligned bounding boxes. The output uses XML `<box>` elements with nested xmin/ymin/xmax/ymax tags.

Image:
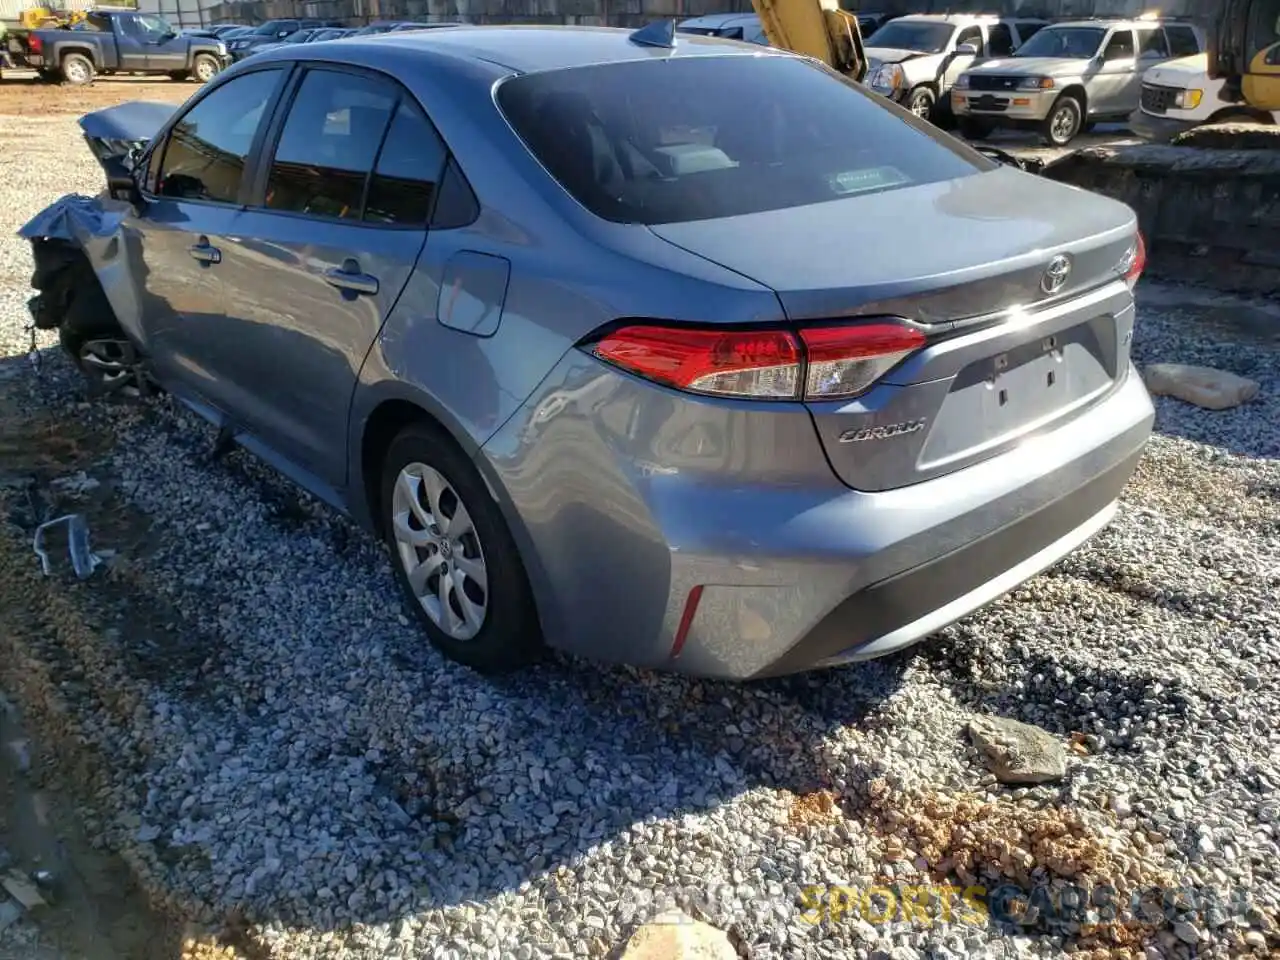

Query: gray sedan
<box><xmin>33</xmin><ymin>25</ymin><xmax>1154</xmax><ymax>679</ymax></box>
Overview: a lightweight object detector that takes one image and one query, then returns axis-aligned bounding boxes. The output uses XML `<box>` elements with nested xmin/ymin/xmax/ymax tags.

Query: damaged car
<box><xmin>22</xmin><ymin>28</ymin><xmax>1153</xmax><ymax>680</ymax></box>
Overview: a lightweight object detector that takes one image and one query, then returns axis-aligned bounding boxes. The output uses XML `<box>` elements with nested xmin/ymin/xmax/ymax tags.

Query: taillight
<box><xmin>29</xmin><ymin>34</ymin><xmax>42</xmax><ymax>54</ymax></box>
<box><xmin>1122</xmin><ymin>231</ymin><xmax>1146</xmax><ymax>290</ymax></box>
<box><xmin>589</xmin><ymin>321</ymin><xmax>926</xmax><ymax>401</ymax></box>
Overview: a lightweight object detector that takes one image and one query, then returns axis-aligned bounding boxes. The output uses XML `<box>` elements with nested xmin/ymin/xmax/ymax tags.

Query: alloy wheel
<box><xmin>391</xmin><ymin>462</ymin><xmax>489</xmax><ymax>641</ymax></box>
<box><xmin>1051</xmin><ymin>104</ymin><xmax>1079</xmax><ymax>143</ymax></box>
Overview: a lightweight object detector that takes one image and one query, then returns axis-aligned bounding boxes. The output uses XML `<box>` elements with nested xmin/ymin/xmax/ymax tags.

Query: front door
<box><xmin>131</xmin><ymin>67</ymin><xmax>288</xmax><ymax>407</ymax></box>
<box><xmin>214</xmin><ymin>65</ymin><xmax>439</xmax><ymax>486</ymax></box>
<box><xmin>1088</xmin><ymin>27</ymin><xmax>1138</xmax><ymax>114</ymax></box>
<box><xmin>133</xmin><ymin>13</ymin><xmax>189</xmax><ymax>72</ymax></box>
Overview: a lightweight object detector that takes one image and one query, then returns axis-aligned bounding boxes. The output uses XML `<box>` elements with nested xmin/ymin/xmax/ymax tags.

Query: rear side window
<box><xmin>265</xmin><ymin>69</ymin><xmax>397</xmax><ymax>220</ymax></box>
<box><xmin>1165</xmin><ymin>24</ymin><xmax>1201</xmax><ymax>55</ymax></box>
<box><xmin>157</xmin><ymin>68</ymin><xmax>282</xmax><ymax>204</ymax></box>
<box><xmin>1104</xmin><ymin>29</ymin><xmax>1135</xmax><ymax>59</ymax></box>
<box><xmin>496</xmin><ymin>55</ymin><xmax>988</xmax><ymax>226</ymax></box>
<box><xmin>364</xmin><ymin>101</ymin><xmax>448</xmax><ymax>225</ymax></box>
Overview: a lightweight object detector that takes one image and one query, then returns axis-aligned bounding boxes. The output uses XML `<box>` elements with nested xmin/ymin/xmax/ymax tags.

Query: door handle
<box><xmin>323</xmin><ymin>264</ymin><xmax>379</xmax><ymax>296</ymax></box>
<box><xmin>189</xmin><ymin>238</ymin><xmax>221</xmax><ymax>264</ymax></box>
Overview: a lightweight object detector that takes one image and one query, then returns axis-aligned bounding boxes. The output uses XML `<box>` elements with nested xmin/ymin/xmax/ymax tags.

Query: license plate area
<box><xmin>918</xmin><ymin>319</ymin><xmax>1115</xmax><ymax>470</ymax></box>
<box><xmin>971</xmin><ymin>95</ymin><xmax>1008</xmax><ymax>112</ymax></box>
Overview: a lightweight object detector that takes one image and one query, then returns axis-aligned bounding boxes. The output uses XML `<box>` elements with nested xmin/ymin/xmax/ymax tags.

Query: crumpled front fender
<box><xmin>18</xmin><ymin>193</ymin><xmax>141</xmax><ymax>338</ymax></box>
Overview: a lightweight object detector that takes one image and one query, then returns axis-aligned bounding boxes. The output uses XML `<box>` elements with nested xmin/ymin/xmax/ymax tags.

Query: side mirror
<box><xmin>103</xmin><ymin>155</ymin><xmax>143</xmax><ymax>209</ymax></box>
<box><xmin>277</xmin><ymin>29</ymin><xmax>289</xmax><ymax>37</ymax></box>
<box><xmin>956</xmin><ymin>42</ymin><xmax>979</xmax><ymax>56</ymax></box>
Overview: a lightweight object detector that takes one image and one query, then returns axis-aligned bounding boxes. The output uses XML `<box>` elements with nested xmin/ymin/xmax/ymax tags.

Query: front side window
<box><xmin>157</xmin><ymin>68</ymin><xmax>282</xmax><ymax>204</ymax></box>
<box><xmin>1014</xmin><ymin>26</ymin><xmax>1106</xmax><ymax>58</ymax></box>
<box><xmin>1104</xmin><ymin>29</ymin><xmax>1136</xmax><ymax>60</ymax></box>
<box><xmin>497</xmin><ymin>55</ymin><xmax>988</xmax><ymax>226</ymax></box>
<box><xmin>955</xmin><ymin>25</ymin><xmax>984</xmax><ymax>55</ymax></box>
<box><xmin>864</xmin><ymin>20</ymin><xmax>954</xmax><ymax>54</ymax></box>
<box><xmin>264</xmin><ymin>69</ymin><xmax>397</xmax><ymax>220</ymax></box>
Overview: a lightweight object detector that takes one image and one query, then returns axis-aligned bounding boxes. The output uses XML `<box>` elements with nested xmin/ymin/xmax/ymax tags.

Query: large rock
<box><xmin>618</xmin><ymin>911</ymin><xmax>737</xmax><ymax>960</ymax></box>
<box><xmin>1142</xmin><ymin>363</ymin><xmax>1260</xmax><ymax>411</ymax></box>
<box><xmin>968</xmin><ymin>716</ymin><xmax>1068</xmax><ymax>785</ymax></box>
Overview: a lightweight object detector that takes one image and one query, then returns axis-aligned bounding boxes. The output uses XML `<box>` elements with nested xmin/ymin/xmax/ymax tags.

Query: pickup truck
<box><xmin>22</xmin><ymin>8</ymin><xmax>229</xmax><ymax>85</ymax></box>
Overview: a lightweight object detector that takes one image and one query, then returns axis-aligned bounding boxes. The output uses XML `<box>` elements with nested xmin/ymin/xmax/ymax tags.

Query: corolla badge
<box><xmin>838</xmin><ymin>419</ymin><xmax>927</xmax><ymax>443</ymax></box>
<box><xmin>1041</xmin><ymin>254</ymin><xmax>1072</xmax><ymax>295</ymax></box>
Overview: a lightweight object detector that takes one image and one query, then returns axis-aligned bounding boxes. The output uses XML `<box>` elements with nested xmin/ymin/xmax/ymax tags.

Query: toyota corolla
<box><xmin>26</xmin><ymin>24</ymin><xmax>1153</xmax><ymax>679</ymax></box>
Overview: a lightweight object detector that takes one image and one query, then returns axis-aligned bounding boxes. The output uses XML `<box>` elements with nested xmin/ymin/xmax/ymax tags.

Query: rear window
<box><xmin>496</xmin><ymin>55</ymin><xmax>988</xmax><ymax>226</ymax></box>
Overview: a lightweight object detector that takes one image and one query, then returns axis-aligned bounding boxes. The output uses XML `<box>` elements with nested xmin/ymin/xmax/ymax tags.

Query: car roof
<box><xmin>255</xmin><ymin>24</ymin><xmax>789</xmax><ymax>74</ymax></box>
<box><xmin>1048</xmin><ymin>18</ymin><xmax>1184</xmax><ymax>29</ymax></box>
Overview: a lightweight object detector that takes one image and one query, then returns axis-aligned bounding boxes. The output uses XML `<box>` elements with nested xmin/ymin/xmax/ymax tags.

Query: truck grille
<box><xmin>1141</xmin><ymin>83</ymin><xmax>1177</xmax><ymax>115</ymax></box>
<box><xmin>968</xmin><ymin>75</ymin><xmax>1022</xmax><ymax>92</ymax></box>
<box><xmin>966</xmin><ymin>94</ymin><xmax>1011</xmax><ymax>113</ymax></box>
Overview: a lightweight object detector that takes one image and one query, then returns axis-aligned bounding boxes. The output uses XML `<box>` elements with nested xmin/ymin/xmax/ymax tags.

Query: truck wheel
<box><xmin>1040</xmin><ymin>93</ymin><xmax>1083</xmax><ymax>147</ymax></box>
<box><xmin>60</xmin><ymin>52</ymin><xmax>94</xmax><ymax>86</ymax></box>
<box><xmin>905</xmin><ymin>86</ymin><xmax>936</xmax><ymax>121</ymax></box>
<box><xmin>192</xmin><ymin>53</ymin><xmax>218</xmax><ymax>83</ymax></box>
<box><xmin>167</xmin><ymin>70</ymin><xmax>190</xmax><ymax>81</ymax></box>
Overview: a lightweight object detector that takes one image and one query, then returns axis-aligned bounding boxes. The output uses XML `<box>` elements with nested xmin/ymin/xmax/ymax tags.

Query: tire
<box><xmin>192</xmin><ymin>53</ymin><xmax>218</xmax><ymax>83</ymax></box>
<box><xmin>56</xmin><ymin>267</ymin><xmax>137</xmax><ymax>395</ymax></box>
<box><xmin>59</xmin><ymin>52</ymin><xmax>94</xmax><ymax>86</ymax></box>
<box><xmin>958</xmin><ymin>117</ymin><xmax>993</xmax><ymax>140</ymax></box>
<box><xmin>1041</xmin><ymin>94</ymin><xmax>1083</xmax><ymax>147</ymax></box>
<box><xmin>905</xmin><ymin>85</ymin><xmax>936</xmax><ymax>121</ymax></box>
<box><xmin>380</xmin><ymin>420</ymin><xmax>543</xmax><ymax>674</ymax></box>
<box><xmin>167</xmin><ymin>69</ymin><xmax>190</xmax><ymax>81</ymax></box>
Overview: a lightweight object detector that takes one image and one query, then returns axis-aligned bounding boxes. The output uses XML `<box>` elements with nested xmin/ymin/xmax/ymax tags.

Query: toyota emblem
<box><xmin>1041</xmin><ymin>254</ymin><xmax>1072</xmax><ymax>295</ymax></box>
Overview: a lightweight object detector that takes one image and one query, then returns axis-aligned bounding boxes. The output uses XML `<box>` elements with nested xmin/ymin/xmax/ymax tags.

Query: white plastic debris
<box><xmin>32</xmin><ymin>514</ymin><xmax>103</xmax><ymax>579</ymax></box>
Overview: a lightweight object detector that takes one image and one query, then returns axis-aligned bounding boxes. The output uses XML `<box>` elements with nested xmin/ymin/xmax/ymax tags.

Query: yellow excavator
<box><xmin>16</xmin><ymin>5</ymin><xmax>87</xmax><ymax>29</ymax></box>
<box><xmin>1208</xmin><ymin>0</ymin><xmax>1280</xmax><ymax>111</ymax></box>
<box><xmin>750</xmin><ymin>0</ymin><xmax>868</xmax><ymax>82</ymax></box>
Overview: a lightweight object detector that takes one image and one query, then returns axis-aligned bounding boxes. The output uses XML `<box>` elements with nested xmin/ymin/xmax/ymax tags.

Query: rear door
<box><xmin>129</xmin><ymin>66</ymin><xmax>288</xmax><ymax>398</ymax></box>
<box><xmin>110</xmin><ymin>12</ymin><xmax>152</xmax><ymax>71</ymax></box>
<box><xmin>213</xmin><ymin>64</ymin><xmax>434</xmax><ymax>486</ymax></box>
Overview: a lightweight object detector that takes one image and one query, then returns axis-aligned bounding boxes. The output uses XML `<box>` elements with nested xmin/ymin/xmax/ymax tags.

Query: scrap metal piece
<box><xmin>32</xmin><ymin>514</ymin><xmax>102</xmax><ymax>579</ymax></box>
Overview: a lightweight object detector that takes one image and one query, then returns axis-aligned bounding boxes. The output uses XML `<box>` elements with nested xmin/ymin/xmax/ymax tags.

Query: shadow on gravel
<box><xmin>0</xmin><ymin>346</ymin><xmax>914</xmax><ymax>950</ymax></box>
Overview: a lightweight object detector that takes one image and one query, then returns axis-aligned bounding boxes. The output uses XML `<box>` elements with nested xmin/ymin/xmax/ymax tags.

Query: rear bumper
<box><xmin>481</xmin><ymin>344</ymin><xmax>1154</xmax><ymax>680</ymax></box>
<box><xmin>1128</xmin><ymin>107</ymin><xmax>1195</xmax><ymax>142</ymax></box>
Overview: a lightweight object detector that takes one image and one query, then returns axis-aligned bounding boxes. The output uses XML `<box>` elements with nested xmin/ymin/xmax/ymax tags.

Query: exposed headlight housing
<box><xmin>215</xmin><ymin>41</ymin><xmax>227</xmax><ymax>55</ymax></box>
<box><xmin>1174</xmin><ymin>88</ymin><xmax>1203</xmax><ymax>109</ymax></box>
<box><xmin>954</xmin><ymin>73</ymin><xmax>970</xmax><ymax>90</ymax></box>
<box><xmin>868</xmin><ymin>62</ymin><xmax>904</xmax><ymax>93</ymax></box>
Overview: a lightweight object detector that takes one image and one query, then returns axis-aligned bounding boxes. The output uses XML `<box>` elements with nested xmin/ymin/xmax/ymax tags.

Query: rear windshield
<box><xmin>496</xmin><ymin>55</ymin><xmax>987</xmax><ymax>226</ymax></box>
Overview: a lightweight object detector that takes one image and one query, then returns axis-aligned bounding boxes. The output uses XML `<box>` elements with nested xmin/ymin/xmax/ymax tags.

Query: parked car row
<box><xmin>676</xmin><ymin>10</ymin><xmax>1247</xmax><ymax>147</ymax></box>
<box><xmin>183</xmin><ymin>18</ymin><xmax>460</xmax><ymax>63</ymax></box>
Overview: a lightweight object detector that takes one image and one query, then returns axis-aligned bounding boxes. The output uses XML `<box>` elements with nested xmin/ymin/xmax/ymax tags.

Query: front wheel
<box><xmin>59</xmin><ymin>52</ymin><xmax>94</xmax><ymax>86</ymax></box>
<box><xmin>381</xmin><ymin>421</ymin><xmax>543</xmax><ymax>674</ymax></box>
<box><xmin>192</xmin><ymin>53</ymin><xmax>218</xmax><ymax>83</ymax></box>
<box><xmin>1041</xmin><ymin>95</ymin><xmax>1083</xmax><ymax>147</ymax></box>
<box><xmin>905</xmin><ymin>86</ymin><xmax>937</xmax><ymax>121</ymax></box>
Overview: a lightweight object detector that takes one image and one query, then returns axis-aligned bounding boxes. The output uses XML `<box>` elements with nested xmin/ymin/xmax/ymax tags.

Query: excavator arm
<box><xmin>1208</xmin><ymin>0</ymin><xmax>1280</xmax><ymax>111</ymax></box>
<box><xmin>751</xmin><ymin>0</ymin><xmax>868</xmax><ymax>82</ymax></box>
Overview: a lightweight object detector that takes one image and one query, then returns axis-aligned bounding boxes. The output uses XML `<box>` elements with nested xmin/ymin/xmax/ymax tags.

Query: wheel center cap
<box><xmin>438</xmin><ymin>539</ymin><xmax>453</xmax><ymax>559</ymax></box>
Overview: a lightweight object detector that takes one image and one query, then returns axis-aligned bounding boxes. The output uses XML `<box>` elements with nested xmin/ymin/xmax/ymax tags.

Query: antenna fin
<box><xmin>629</xmin><ymin>19</ymin><xmax>677</xmax><ymax>48</ymax></box>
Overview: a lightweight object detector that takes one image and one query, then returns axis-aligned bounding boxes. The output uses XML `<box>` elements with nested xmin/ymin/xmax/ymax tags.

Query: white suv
<box><xmin>953</xmin><ymin>17</ymin><xmax>1205</xmax><ymax>146</ymax></box>
<box><xmin>863</xmin><ymin>14</ymin><xmax>1049</xmax><ymax>120</ymax></box>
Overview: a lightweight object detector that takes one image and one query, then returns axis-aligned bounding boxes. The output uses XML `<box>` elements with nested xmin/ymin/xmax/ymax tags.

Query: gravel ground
<box><xmin>0</xmin><ymin>93</ymin><xmax>1277</xmax><ymax>960</ymax></box>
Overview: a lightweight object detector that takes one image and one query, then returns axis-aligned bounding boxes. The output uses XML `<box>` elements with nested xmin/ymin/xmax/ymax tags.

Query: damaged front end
<box><xmin>19</xmin><ymin>101</ymin><xmax>175</xmax><ymax>392</ymax></box>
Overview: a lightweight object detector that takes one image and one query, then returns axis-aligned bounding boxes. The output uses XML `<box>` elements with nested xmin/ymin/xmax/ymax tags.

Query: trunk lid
<box><xmin>647</xmin><ymin>166</ymin><xmax>1139</xmax><ymax>491</ymax></box>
